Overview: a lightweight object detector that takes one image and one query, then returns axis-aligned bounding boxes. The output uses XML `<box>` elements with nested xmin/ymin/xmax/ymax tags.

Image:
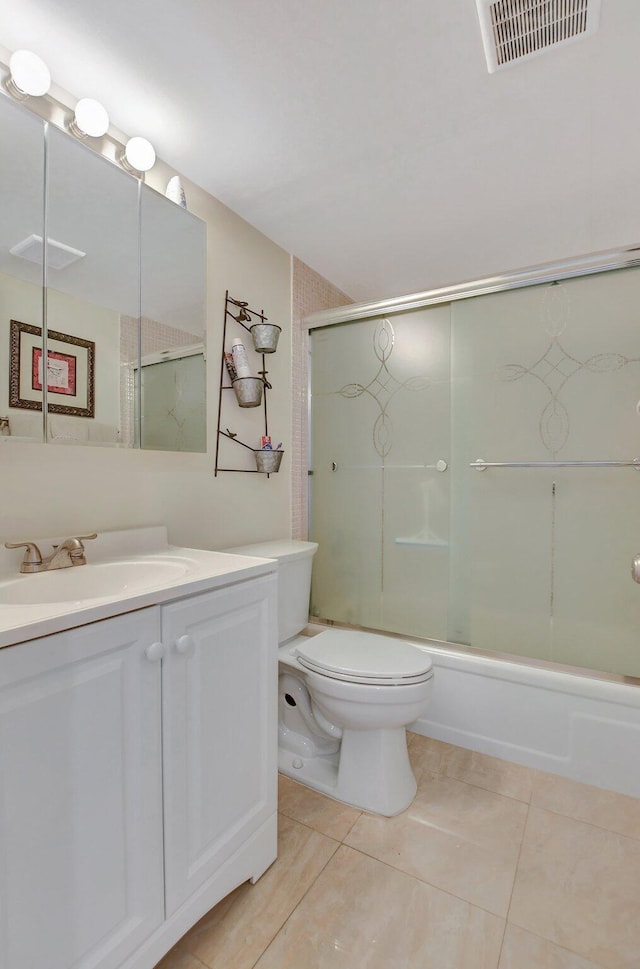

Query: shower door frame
<box><xmin>303</xmin><ymin>244</ymin><xmax>640</xmax><ymax>329</ymax></box>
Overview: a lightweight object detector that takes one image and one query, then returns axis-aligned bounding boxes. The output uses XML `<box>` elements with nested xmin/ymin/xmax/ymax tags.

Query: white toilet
<box><xmin>225</xmin><ymin>539</ymin><xmax>434</xmax><ymax>816</ymax></box>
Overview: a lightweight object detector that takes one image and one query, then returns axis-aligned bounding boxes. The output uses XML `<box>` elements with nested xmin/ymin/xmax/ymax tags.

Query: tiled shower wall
<box><xmin>291</xmin><ymin>257</ymin><xmax>352</xmax><ymax>539</ymax></box>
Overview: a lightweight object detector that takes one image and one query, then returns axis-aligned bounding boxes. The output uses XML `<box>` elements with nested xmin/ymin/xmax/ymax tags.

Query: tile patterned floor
<box><xmin>155</xmin><ymin>734</ymin><xmax>640</xmax><ymax>969</ymax></box>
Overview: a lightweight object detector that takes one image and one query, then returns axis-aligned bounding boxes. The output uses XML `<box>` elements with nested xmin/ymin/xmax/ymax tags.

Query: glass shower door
<box><xmin>450</xmin><ymin>268</ymin><xmax>640</xmax><ymax>677</ymax></box>
<box><xmin>310</xmin><ymin>265</ymin><xmax>640</xmax><ymax>679</ymax></box>
<box><xmin>310</xmin><ymin>306</ymin><xmax>451</xmax><ymax>639</ymax></box>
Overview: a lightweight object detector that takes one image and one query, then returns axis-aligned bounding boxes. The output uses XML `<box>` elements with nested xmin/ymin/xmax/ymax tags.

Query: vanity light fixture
<box><xmin>69</xmin><ymin>98</ymin><xmax>110</xmax><ymax>139</ymax></box>
<box><xmin>121</xmin><ymin>136</ymin><xmax>156</xmax><ymax>174</ymax></box>
<box><xmin>3</xmin><ymin>47</ymin><xmax>157</xmax><ymax>176</ymax></box>
<box><xmin>6</xmin><ymin>49</ymin><xmax>51</xmax><ymax>99</ymax></box>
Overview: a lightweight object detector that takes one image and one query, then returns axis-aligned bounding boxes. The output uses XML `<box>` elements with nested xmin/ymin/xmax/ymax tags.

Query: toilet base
<box><xmin>278</xmin><ymin>725</ymin><xmax>417</xmax><ymax>817</ymax></box>
<box><xmin>279</xmin><ymin>746</ymin><xmax>340</xmax><ymax>797</ymax></box>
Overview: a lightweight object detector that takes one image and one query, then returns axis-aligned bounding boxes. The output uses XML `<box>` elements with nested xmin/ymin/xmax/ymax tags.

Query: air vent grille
<box><xmin>476</xmin><ymin>0</ymin><xmax>600</xmax><ymax>72</ymax></box>
<box><xmin>9</xmin><ymin>234</ymin><xmax>86</xmax><ymax>270</ymax></box>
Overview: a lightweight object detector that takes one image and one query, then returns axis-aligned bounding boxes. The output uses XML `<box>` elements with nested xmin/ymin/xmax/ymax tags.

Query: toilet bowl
<box><xmin>280</xmin><ymin>629</ymin><xmax>433</xmax><ymax>815</ymax></box>
<box><xmin>224</xmin><ymin>540</ymin><xmax>434</xmax><ymax>816</ymax></box>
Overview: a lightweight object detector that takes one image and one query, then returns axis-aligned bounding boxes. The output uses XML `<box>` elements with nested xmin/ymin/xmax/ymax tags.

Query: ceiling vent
<box><xmin>9</xmin><ymin>234</ymin><xmax>86</xmax><ymax>270</ymax></box>
<box><xmin>475</xmin><ymin>0</ymin><xmax>600</xmax><ymax>73</ymax></box>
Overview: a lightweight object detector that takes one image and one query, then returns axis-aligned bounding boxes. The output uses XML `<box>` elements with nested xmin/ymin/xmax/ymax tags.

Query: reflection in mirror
<box><xmin>46</xmin><ymin>124</ymin><xmax>139</xmax><ymax>447</ymax></box>
<box><xmin>0</xmin><ymin>95</ymin><xmax>45</xmax><ymax>443</ymax></box>
<box><xmin>139</xmin><ymin>186</ymin><xmax>207</xmax><ymax>452</ymax></box>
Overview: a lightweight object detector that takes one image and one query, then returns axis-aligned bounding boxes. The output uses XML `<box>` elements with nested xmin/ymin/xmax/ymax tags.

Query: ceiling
<box><xmin>2</xmin><ymin>0</ymin><xmax>639</xmax><ymax>302</ymax></box>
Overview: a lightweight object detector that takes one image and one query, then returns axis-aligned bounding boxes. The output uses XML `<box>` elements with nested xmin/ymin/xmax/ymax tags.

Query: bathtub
<box><xmin>307</xmin><ymin>623</ymin><xmax>640</xmax><ymax>799</ymax></box>
<box><xmin>414</xmin><ymin>642</ymin><xmax>640</xmax><ymax>798</ymax></box>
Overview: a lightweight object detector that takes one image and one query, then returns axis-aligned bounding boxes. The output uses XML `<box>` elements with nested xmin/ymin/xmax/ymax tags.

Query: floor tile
<box><xmin>171</xmin><ymin>815</ymin><xmax>339</xmax><ymax>969</ymax></box>
<box><xmin>531</xmin><ymin>771</ymin><xmax>640</xmax><ymax>841</ymax></box>
<box><xmin>439</xmin><ymin>747</ymin><xmax>534</xmax><ymax>802</ymax></box>
<box><xmin>408</xmin><ymin>733</ymin><xmax>453</xmax><ymax>778</ymax></box>
<box><xmin>499</xmin><ymin>925</ymin><xmax>606</xmax><ymax>969</ymax></box>
<box><xmin>345</xmin><ymin>773</ymin><xmax>527</xmax><ymax>916</ymax></box>
<box><xmin>152</xmin><ymin>746</ymin><xmax>640</xmax><ymax>969</ymax></box>
<box><xmin>254</xmin><ymin>845</ymin><xmax>504</xmax><ymax>969</ymax></box>
<box><xmin>154</xmin><ymin>952</ymin><xmax>206</xmax><ymax>969</ymax></box>
<box><xmin>509</xmin><ymin>806</ymin><xmax>640</xmax><ymax>969</ymax></box>
<box><xmin>278</xmin><ymin>774</ymin><xmax>362</xmax><ymax>841</ymax></box>
<box><xmin>409</xmin><ymin>734</ymin><xmax>534</xmax><ymax>802</ymax></box>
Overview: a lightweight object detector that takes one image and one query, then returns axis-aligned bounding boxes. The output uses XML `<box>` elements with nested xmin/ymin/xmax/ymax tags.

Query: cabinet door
<box><xmin>0</xmin><ymin>610</ymin><xmax>165</xmax><ymax>969</ymax></box>
<box><xmin>162</xmin><ymin>574</ymin><xmax>278</xmax><ymax>916</ymax></box>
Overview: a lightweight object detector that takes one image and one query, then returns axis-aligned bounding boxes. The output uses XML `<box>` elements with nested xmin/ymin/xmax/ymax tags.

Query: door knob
<box><xmin>145</xmin><ymin>641</ymin><xmax>165</xmax><ymax>662</ymax></box>
<box><xmin>176</xmin><ymin>634</ymin><xmax>195</xmax><ymax>655</ymax></box>
<box><xmin>632</xmin><ymin>555</ymin><xmax>640</xmax><ymax>584</ymax></box>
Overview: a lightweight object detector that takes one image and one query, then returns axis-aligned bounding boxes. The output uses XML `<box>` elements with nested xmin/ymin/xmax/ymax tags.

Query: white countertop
<box><xmin>0</xmin><ymin>526</ymin><xmax>277</xmax><ymax>649</ymax></box>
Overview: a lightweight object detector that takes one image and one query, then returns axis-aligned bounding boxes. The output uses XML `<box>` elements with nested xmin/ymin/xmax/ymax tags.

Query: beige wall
<box><xmin>1</xmin><ymin>148</ymin><xmax>292</xmax><ymax>551</ymax></box>
<box><xmin>291</xmin><ymin>257</ymin><xmax>352</xmax><ymax>540</ymax></box>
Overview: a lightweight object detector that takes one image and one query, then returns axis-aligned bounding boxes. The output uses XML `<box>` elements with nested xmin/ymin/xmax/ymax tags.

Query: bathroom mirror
<box><xmin>139</xmin><ymin>186</ymin><xmax>207</xmax><ymax>452</ymax></box>
<box><xmin>0</xmin><ymin>92</ymin><xmax>207</xmax><ymax>452</ymax></box>
<box><xmin>46</xmin><ymin>125</ymin><xmax>139</xmax><ymax>447</ymax></box>
<box><xmin>0</xmin><ymin>96</ymin><xmax>45</xmax><ymax>443</ymax></box>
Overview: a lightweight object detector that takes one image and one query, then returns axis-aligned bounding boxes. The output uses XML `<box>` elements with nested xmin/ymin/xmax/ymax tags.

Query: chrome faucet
<box><xmin>5</xmin><ymin>534</ymin><xmax>98</xmax><ymax>573</ymax></box>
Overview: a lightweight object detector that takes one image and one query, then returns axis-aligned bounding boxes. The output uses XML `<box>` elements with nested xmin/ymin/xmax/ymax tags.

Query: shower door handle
<box><xmin>631</xmin><ymin>555</ymin><xmax>640</xmax><ymax>584</ymax></box>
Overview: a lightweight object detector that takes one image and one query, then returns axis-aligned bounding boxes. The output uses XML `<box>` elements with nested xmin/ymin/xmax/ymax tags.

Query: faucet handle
<box><xmin>73</xmin><ymin>533</ymin><xmax>98</xmax><ymax>545</ymax></box>
<box><xmin>4</xmin><ymin>541</ymin><xmax>43</xmax><ymax>564</ymax></box>
<box><xmin>56</xmin><ymin>533</ymin><xmax>98</xmax><ymax>549</ymax></box>
<box><xmin>54</xmin><ymin>533</ymin><xmax>97</xmax><ymax>559</ymax></box>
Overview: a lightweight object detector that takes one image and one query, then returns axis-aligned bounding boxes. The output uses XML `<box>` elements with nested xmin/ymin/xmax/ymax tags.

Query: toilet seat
<box><xmin>294</xmin><ymin>628</ymin><xmax>433</xmax><ymax>686</ymax></box>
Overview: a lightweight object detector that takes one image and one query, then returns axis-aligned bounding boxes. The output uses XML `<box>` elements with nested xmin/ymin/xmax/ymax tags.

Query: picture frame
<box><xmin>9</xmin><ymin>320</ymin><xmax>95</xmax><ymax>418</ymax></box>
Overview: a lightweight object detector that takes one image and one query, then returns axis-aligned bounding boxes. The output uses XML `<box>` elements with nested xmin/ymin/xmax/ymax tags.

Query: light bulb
<box><xmin>8</xmin><ymin>49</ymin><xmax>51</xmax><ymax>97</ymax></box>
<box><xmin>72</xmin><ymin>98</ymin><xmax>109</xmax><ymax>138</ymax></box>
<box><xmin>124</xmin><ymin>136</ymin><xmax>156</xmax><ymax>173</ymax></box>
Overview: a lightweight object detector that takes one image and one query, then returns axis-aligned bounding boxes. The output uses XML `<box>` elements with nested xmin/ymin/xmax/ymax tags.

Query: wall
<box><xmin>291</xmin><ymin>257</ymin><xmax>352</xmax><ymax>540</ymax></box>
<box><xmin>0</xmin><ymin>150</ymin><xmax>292</xmax><ymax>550</ymax></box>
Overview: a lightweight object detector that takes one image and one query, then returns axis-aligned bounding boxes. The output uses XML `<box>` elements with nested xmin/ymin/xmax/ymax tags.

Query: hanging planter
<box><xmin>250</xmin><ymin>323</ymin><xmax>281</xmax><ymax>354</ymax></box>
<box><xmin>232</xmin><ymin>376</ymin><xmax>263</xmax><ymax>408</ymax></box>
<box><xmin>254</xmin><ymin>449</ymin><xmax>284</xmax><ymax>473</ymax></box>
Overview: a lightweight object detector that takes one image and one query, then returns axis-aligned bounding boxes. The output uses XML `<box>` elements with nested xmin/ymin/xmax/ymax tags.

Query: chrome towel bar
<box><xmin>470</xmin><ymin>458</ymin><xmax>640</xmax><ymax>471</ymax></box>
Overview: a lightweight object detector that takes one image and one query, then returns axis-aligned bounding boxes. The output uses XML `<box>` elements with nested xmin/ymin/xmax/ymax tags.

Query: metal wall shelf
<box><xmin>214</xmin><ymin>291</ymin><xmax>279</xmax><ymax>476</ymax></box>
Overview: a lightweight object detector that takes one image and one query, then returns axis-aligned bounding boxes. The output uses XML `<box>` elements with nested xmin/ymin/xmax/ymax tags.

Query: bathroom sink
<box><xmin>0</xmin><ymin>557</ymin><xmax>191</xmax><ymax>605</ymax></box>
<box><xmin>0</xmin><ymin>526</ymin><xmax>279</xmax><ymax>649</ymax></box>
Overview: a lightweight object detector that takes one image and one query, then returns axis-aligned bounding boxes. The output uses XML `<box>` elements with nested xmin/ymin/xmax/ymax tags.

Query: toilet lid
<box><xmin>294</xmin><ymin>629</ymin><xmax>433</xmax><ymax>685</ymax></box>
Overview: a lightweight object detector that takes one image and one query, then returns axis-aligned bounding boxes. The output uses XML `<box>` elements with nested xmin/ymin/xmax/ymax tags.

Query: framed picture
<box><xmin>9</xmin><ymin>320</ymin><xmax>95</xmax><ymax>417</ymax></box>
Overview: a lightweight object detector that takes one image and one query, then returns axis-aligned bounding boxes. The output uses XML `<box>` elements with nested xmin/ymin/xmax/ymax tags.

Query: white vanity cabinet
<box><xmin>162</xmin><ymin>577</ymin><xmax>278</xmax><ymax>917</ymax></box>
<box><xmin>0</xmin><ymin>609</ymin><xmax>165</xmax><ymax>969</ymax></box>
<box><xmin>0</xmin><ymin>570</ymin><xmax>278</xmax><ymax>969</ymax></box>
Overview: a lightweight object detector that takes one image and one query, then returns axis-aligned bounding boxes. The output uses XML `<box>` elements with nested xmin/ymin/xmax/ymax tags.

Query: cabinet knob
<box><xmin>175</xmin><ymin>634</ymin><xmax>195</xmax><ymax>655</ymax></box>
<box><xmin>145</xmin><ymin>641</ymin><xmax>165</xmax><ymax>662</ymax></box>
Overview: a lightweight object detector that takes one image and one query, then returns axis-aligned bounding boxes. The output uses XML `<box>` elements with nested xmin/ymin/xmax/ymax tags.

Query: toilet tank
<box><xmin>223</xmin><ymin>540</ymin><xmax>318</xmax><ymax>644</ymax></box>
